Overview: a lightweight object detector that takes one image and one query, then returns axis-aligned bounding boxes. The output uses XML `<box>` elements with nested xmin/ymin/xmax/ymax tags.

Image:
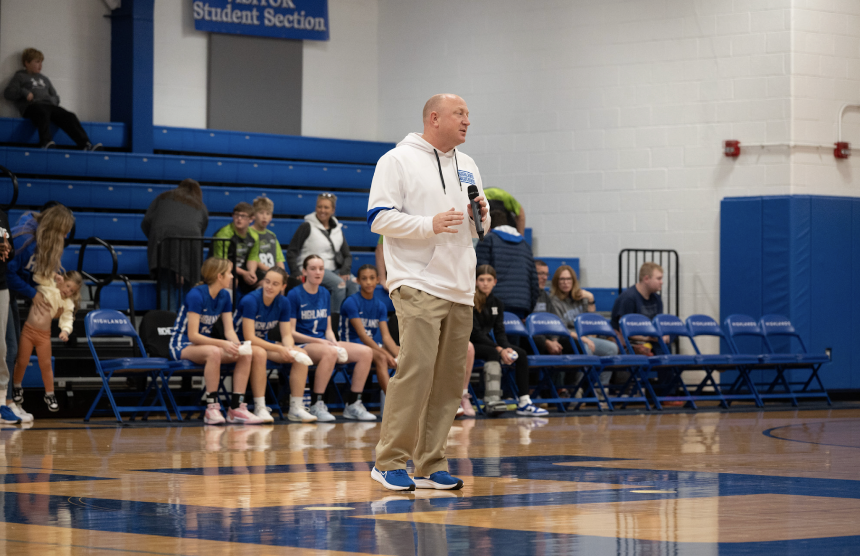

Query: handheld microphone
<box><xmin>467</xmin><ymin>185</ymin><xmax>484</xmax><ymax>241</ymax></box>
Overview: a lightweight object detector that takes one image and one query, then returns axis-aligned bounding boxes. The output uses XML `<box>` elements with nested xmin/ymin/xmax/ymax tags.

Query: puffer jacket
<box><xmin>475</xmin><ymin>225</ymin><xmax>538</xmax><ymax>313</ymax></box>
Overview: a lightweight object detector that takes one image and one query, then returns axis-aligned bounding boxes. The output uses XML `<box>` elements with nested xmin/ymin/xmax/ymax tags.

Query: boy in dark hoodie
<box><xmin>3</xmin><ymin>48</ymin><xmax>101</xmax><ymax>151</ymax></box>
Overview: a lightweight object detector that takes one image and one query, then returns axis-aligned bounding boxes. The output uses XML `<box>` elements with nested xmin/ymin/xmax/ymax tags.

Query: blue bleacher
<box><xmin>0</xmin><ymin>117</ymin><xmax>128</xmax><ymax>149</ymax></box>
<box><xmin>14</xmin><ymin>178</ymin><xmax>371</xmax><ymax>218</ymax></box>
<box><xmin>0</xmin><ymin>146</ymin><xmax>373</xmax><ymax>189</ymax></box>
<box><xmin>153</xmin><ymin>126</ymin><xmax>394</xmax><ymax>165</ymax></box>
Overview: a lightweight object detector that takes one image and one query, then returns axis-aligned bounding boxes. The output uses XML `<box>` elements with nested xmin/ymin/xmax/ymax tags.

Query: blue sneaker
<box><xmin>413</xmin><ymin>470</ymin><xmax>464</xmax><ymax>490</ymax></box>
<box><xmin>516</xmin><ymin>402</ymin><xmax>548</xmax><ymax>416</ymax></box>
<box><xmin>0</xmin><ymin>406</ymin><xmax>22</xmax><ymax>425</ymax></box>
<box><xmin>371</xmin><ymin>467</ymin><xmax>415</xmax><ymax>491</ymax></box>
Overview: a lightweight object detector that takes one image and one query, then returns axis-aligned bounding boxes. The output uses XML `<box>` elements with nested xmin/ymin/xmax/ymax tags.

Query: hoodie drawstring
<box><xmin>433</xmin><ymin>149</ymin><xmax>463</xmax><ymax>194</ymax></box>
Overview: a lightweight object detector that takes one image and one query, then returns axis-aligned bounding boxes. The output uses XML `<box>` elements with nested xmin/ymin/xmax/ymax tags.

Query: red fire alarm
<box><xmin>834</xmin><ymin>141</ymin><xmax>851</xmax><ymax>159</ymax></box>
<box><xmin>724</xmin><ymin>140</ymin><xmax>740</xmax><ymax>157</ymax></box>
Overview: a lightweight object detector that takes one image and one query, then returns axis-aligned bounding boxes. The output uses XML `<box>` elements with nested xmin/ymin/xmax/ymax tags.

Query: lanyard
<box><xmin>433</xmin><ymin>149</ymin><xmax>462</xmax><ymax>194</ymax></box>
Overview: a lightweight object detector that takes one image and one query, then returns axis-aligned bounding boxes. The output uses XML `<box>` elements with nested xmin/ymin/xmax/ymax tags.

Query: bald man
<box><xmin>367</xmin><ymin>94</ymin><xmax>489</xmax><ymax>491</ymax></box>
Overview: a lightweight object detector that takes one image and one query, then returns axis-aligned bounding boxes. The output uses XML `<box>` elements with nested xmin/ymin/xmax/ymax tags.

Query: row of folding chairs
<box><xmin>466</xmin><ymin>311</ymin><xmax>830</xmax><ymax>414</ymax></box>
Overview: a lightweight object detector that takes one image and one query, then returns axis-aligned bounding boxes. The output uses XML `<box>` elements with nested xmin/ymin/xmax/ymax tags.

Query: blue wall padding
<box><xmin>720</xmin><ymin>195</ymin><xmax>859</xmax><ymax>390</ymax></box>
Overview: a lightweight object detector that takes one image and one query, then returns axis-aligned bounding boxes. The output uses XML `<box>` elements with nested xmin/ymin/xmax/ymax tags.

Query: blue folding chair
<box><xmin>759</xmin><ymin>314</ymin><xmax>831</xmax><ymax>405</ymax></box>
<box><xmin>685</xmin><ymin>315</ymin><xmax>761</xmax><ymax>407</ymax></box>
<box><xmin>619</xmin><ymin>314</ymin><xmax>697</xmax><ymax>409</ymax></box>
<box><xmin>724</xmin><ymin>314</ymin><xmax>803</xmax><ymax>406</ymax></box>
<box><xmin>84</xmin><ymin>310</ymin><xmax>172</xmax><ymax>423</ymax></box>
<box><xmin>574</xmin><ymin>314</ymin><xmax>653</xmax><ymax>410</ymax></box>
<box><xmin>525</xmin><ymin>313</ymin><xmax>609</xmax><ymax>412</ymax></box>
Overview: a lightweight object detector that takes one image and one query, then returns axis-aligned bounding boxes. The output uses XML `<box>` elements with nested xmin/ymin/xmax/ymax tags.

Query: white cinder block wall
<box><xmin>0</xmin><ymin>0</ymin><xmax>111</xmax><ymax>121</ymax></box>
<box><xmin>377</xmin><ymin>0</ymin><xmax>859</xmax><ymax>346</ymax></box>
<box><xmin>789</xmin><ymin>0</ymin><xmax>860</xmax><ymax>195</ymax></box>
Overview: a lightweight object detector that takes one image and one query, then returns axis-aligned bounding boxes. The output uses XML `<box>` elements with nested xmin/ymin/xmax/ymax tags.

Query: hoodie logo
<box><xmin>458</xmin><ymin>170</ymin><xmax>475</xmax><ymax>186</ymax></box>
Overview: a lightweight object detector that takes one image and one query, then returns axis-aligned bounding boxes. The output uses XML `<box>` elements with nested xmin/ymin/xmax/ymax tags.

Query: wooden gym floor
<box><xmin>0</xmin><ymin>407</ymin><xmax>858</xmax><ymax>555</ymax></box>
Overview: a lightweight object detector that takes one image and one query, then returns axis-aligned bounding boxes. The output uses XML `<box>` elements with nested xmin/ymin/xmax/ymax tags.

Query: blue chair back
<box><xmin>685</xmin><ymin>314</ymin><xmax>729</xmax><ymax>355</ymax></box>
<box><xmin>723</xmin><ymin>314</ymin><xmax>766</xmax><ymax>354</ymax></box>
<box><xmin>618</xmin><ymin>314</ymin><xmax>660</xmax><ymax>354</ymax></box>
<box><xmin>503</xmin><ymin>312</ymin><xmax>528</xmax><ymax>338</ymax></box>
<box><xmin>85</xmin><ymin>309</ymin><xmax>148</xmax><ymax>356</ymax></box>
<box><xmin>573</xmin><ymin>313</ymin><xmax>625</xmax><ymax>354</ymax></box>
<box><xmin>653</xmin><ymin>314</ymin><xmax>693</xmax><ymax>339</ymax></box>
<box><xmin>760</xmin><ymin>314</ymin><xmax>808</xmax><ymax>354</ymax></box>
<box><xmin>525</xmin><ymin>312</ymin><xmax>582</xmax><ymax>353</ymax></box>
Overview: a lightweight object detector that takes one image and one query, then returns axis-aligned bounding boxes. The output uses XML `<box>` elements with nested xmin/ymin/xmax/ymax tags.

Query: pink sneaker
<box><xmin>460</xmin><ymin>393</ymin><xmax>476</xmax><ymax>417</ymax></box>
<box><xmin>227</xmin><ymin>403</ymin><xmax>265</xmax><ymax>425</ymax></box>
<box><xmin>204</xmin><ymin>403</ymin><xmax>225</xmax><ymax>425</ymax></box>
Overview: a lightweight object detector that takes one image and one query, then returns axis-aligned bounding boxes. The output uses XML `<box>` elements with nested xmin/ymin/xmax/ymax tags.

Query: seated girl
<box><xmin>472</xmin><ymin>265</ymin><xmax>547</xmax><ymax>417</ymax></box>
<box><xmin>338</xmin><ymin>264</ymin><xmax>399</xmax><ymax>395</ymax></box>
<box><xmin>235</xmin><ymin>267</ymin><xmax>317</xmax><ymax>423</ymax></box>
<box><xmin>286</xmin><ymin>254</ymin><xmax>375</xmax><ymax>422</ymax></box>
<box><xmin>169</xmin><ymin>258</ymin><xmax>267</xmax><ymax>425</ymax></box>
<box><xmin>12</xmin><ymin>270</ymin><xmax>82</xmax><ymax>413</ymax></box>
<box><xmin>544</xmin><ymin>265</ymin><xmax>618</xmax><ymax>357</ymax></box>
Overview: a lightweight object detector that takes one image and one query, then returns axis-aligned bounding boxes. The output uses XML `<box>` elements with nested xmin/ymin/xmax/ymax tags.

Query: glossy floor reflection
<box><xmin>0</xmin><ymin>408</ymin><xmax>858</xmax><ymax>555</ymax></box>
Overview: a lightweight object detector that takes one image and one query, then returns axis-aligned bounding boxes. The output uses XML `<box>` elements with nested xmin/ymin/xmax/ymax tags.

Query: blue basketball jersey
<box><xmin>287</xmin><ymin>285</ymin><xmax>330</xmax><ymax>339</ymax></box>
<box><xmin>339</xmin><ymin>292</ymin><xmax>388</xmax><ymax>344</ymax></box>
<box><xmin>234</xmin><ymin>289</ymin><xmax>292</xmax><ymax>342</ymax></box>
<box><xmin>170</xmin><ymin>285</ymin><xmax>232</xmax><ymax>353</ymax></box>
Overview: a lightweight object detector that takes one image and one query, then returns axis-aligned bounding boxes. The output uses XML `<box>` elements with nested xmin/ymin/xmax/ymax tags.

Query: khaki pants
<box><xmin>375</xmin><ymin>286</ymin><xmax>472</xmax><ymax>476</ymax></box>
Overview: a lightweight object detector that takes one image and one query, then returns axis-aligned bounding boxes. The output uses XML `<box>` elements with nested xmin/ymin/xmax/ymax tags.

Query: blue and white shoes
<box><xmin>516</xmin><ymin>402</ymin><xmax>548</xmax><ymax>416</ymax></box>
<box><xmin>371</xmin><ymin>467</ymin><xmax>416</xmax><ymax>491</ymax></box>
<box><xmin>413</xmin><ymin>471</ymin><xmax>464</xmax><ymax>490</ymax></box>
<box><xmin>0</xmin><ymin>405</ymin><xmax>22</xmax><ymax>424</ymax></box>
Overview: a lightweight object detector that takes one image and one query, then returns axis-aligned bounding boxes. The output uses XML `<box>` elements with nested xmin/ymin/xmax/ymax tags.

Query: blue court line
<box><xmin>140</xmin><ymin>454</ymin><xmax>632</xmax><ymax>476</ymax></box>
<box><xmin>0</xmin><ymin>473</ymin><xmax>113</xmax><ymax>484</ymax></box>
<box><xmin>0</xmin><ymin>491</ymin><xmax>858</xmax><ymax>555</ymax></box>
<box><xmin>763</xmin><ymin>421</ymin><xmax>860</xmax><ymax>450</ymax></box>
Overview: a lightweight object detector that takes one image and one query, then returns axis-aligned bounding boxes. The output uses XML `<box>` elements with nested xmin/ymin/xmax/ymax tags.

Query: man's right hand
<box><xmin>545</xmin><ymin>339</ymin><xmax>563</xmax><ymax>355</ymax></box>
<box><xmin>432</xmin><ymin>208</ymin><xmax>464</xmax><ymax>234</ymax></box>
<box><xmin>26</xmin><ymin>92</ymin><xmax>34</xmax><ymax>102</ymax></box>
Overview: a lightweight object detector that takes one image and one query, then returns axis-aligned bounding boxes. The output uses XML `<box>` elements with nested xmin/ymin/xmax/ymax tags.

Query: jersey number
<box><xmin>259</xmin><ymin>253</ymin><xmax>275</xmax><ymax>267</ymax></box>
<box><xmin>311</xmin><ymin>319</ymin><xmax>319</xmax><ymax>336</ymax></box>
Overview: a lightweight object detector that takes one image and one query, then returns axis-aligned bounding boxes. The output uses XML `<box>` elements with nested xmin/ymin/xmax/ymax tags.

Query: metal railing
<box><xmin>618</xmin><ymin>249</ymin><xmax>679</xmax><ymax>317</ymax></box>
<box><xmin>155</xmin><ymin>236</ymin><xmax>237</xmax><ymax>311</ymax></box>
<box><xmin>1</xmin><ymin>165</ymin><xmax>18</xmax><ymax>211</ymax></box>
<box><xmin>76</xmin><ymin>236</ymin><xmax>136</xmax><ymax>323</ymax></box>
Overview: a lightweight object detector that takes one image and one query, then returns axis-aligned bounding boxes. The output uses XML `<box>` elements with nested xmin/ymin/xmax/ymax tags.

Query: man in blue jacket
<box><xmin>476</xmin><ymin>210</ymin><xmax>539</xmax><ymax>319</ymax></box>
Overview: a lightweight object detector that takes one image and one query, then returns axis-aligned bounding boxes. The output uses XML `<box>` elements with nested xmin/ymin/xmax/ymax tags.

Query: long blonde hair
<box><xmin>34</xmin><ymin>205</ymin><xmax>75</xmax><ymax>279</ymax></box>
<box><xmin>61</xmin><ymin>270</ymin><xmax>83</xmax><ymax>313</ymax></box>
<box><xmin>550</xmin><ymin>265</ymin><xmax>584</xmax><ymax>302</ymax></box>
<box><xmin>198</xmin><ymin>258</ymin><xmax>232</xmax><ymax>286</ymax></box>
<box><xmin>474</xmin><ymin>265</ymin><xmax>496</xmax><ymax>313</ymax></box>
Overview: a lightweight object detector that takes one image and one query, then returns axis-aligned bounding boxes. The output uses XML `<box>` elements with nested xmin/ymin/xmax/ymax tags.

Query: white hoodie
<box><xmin>367</xmin><ymin>133</ymin><xmax>490</xmax><ymax>306</ymax></box>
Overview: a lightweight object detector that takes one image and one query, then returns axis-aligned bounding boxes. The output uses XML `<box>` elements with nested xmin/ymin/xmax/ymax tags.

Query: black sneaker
<box><xmin>42</xmin><ymin>140</ymin><xmax>56</xmax><ymax>150</ymax></box>
<box><xmin>44</xmin><ymin>393</ymin><xmax>59</xmax><ymax>412</ymax></box>
<box><xmin>11</xmin><ymin>387</ymin><xmax>23</xmax><ymax>405</ymax></box>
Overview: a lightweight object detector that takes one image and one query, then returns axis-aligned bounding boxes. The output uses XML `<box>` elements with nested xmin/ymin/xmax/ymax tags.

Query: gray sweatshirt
<box><xmin>3</xmin><ymin>70</ymin><xmax>60</xmax><ymax>115</ymax></box>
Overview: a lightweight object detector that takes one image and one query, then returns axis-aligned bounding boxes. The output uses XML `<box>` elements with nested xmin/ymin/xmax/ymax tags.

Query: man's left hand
<box><xmin>466</xmin><ymin>195</ymin><xmax>488</xmax><ymax>222</ymax></box>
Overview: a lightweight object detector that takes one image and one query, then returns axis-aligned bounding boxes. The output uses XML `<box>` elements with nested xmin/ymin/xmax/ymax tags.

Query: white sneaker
<box><xmin>343</xmin><ymin>400</ymin><xmax>377</xmax><ymax>421</ymax></box>
<box><xmin>8</xmin><ymin>402</ymin><xmax>33</xmax><ymax>423</ymax></box>
<box><xmin>287</xmin><ymin>404</ymin><xmax>318</xmax><ymax>423</ymax></box>
<box><xmin>253</xmin><ymin>404</ymin><xmax>275</xmax><ymax>423</ymax></box>
<box><xmin>308</xmin><ymin>400</ymin><xmax>336</xmax><ymax>422</ymax></box>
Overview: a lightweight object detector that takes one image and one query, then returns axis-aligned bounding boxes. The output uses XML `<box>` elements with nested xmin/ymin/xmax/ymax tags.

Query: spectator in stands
<box><xmin>484</xmin><ymin>187</ymin><xmax>525</xmax><ymax>235</ymax></box>
<box><xmin>213</xmin><ymin>202</ymin><xmax>259</xmax><ymax>296</ymax></box>
<box><xmin>141</xmin><ymin>179</ymin><xmax>209</xmax><ymax>311</ymax></box>
<box><xmin>471</xmin><ymin>265</ymin><xmax>547</xmax><ymax>417</ymax></box>
<box><xmin>611</xmin><ymin>261</ymin><xmax>667</xmax><ymax>355</ymax></box>
<box><xmin>12</xmin><ymin>270</ymin><xmax>81</xmax><ymax>414</ymax></box>
<box><xmin>286</xmin><ymin>193</ymin><xmax>358</xmax><ymax>315</ymax></box>
<box><xmin>6</xmin><ymin>204</ymin><xmax>74</xmax><ymax>421</ymax></box>
<box><xmin>249</xmin><ymin>197</ymin><xmax>285</xmax><ymax>279</ymax></box>
<box><xmin>533</xmin><ymin>259</ymin><xmax>551</xmax><ymax>312</ymax></box>
<box><xmin>169</xmin><ymin>258</ymin><xmax>267</xmax><ymax>425</ymax></box>
<box><xmin>287</xmin><ymin>254</ymin><xmax>375</xmax><ymax>422</ymax></box>
<box><xmin>339</xmin><ymin>264</ymin><xmax>399</xmax><ymax>395</ymax></box>
<box><xmin>234</xmin><ymin>267</ymin><xmax>316</xmax><ymax>423</ymax></box>
<box><xmin>3</xmin><ymin>48</ymin><xmax>101</xmax><ymax>151</ymax></box>
<box><xmin>547</xmin><ymin>265</ymin><xmax>617</xmax><ymax>357</ymax></box>
<box><xmin>475</xmin><ymin>210</ymin><xmax>539</xmax><ymax>319</ymax></box>
<box><xmin>0</xmin><ymin>210</ymin><xmax>21</xmax><ymax>424</ymax></box>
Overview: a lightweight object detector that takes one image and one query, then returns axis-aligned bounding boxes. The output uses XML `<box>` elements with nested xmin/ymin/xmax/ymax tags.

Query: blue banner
<box><xmin>193</xmin><ymin>0</ymin><xmax>329</xmax><ymax>41</ymax></box>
